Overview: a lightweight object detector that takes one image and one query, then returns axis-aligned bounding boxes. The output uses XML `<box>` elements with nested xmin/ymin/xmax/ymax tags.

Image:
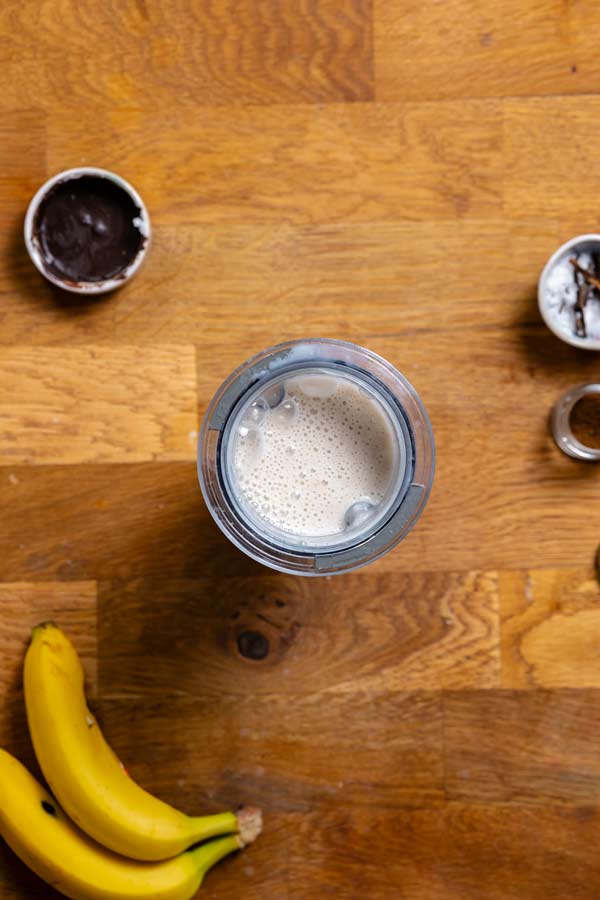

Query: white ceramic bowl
<box><xmin>24</xmin><ymin>167</ymin><xmax>151</xmax><ymax>295</ymax></box>
<box><xmin>538</xmin><ymin>233</ymin><xmax>600</xmax><ymax>351</ymax></box>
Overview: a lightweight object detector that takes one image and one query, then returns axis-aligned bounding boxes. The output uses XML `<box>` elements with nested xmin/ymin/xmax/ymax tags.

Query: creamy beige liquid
<box><xmin>232</xmin><ymin>372</ymin><xmax>399</xmax><ymax>538</ymax></box>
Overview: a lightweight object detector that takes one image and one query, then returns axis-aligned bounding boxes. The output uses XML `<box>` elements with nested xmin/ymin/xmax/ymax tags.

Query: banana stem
<box><xmin>236</xmin><ymin>807</ymin><xmax>263</xmax><ymax>847</ymax></box>
<box><xmin>191</xmin><ymin>834</ymin><xmax>242</xmax><ymax>883</ymax></box>
<box><xmin>191</xmin><ymin>811</ymin><xmax>238</xmax><ymax>843</ymax></box>
<box><xmin>191</xmin><ymin>807</ymin><xmax>263</xmax><ymax>846</ymax></box>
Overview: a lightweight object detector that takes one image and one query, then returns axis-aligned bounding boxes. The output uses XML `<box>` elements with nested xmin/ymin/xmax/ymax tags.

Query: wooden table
<box><xmin>2</xmin><ymin>1</ymin><xmax>600</xmax><ymax>897</ymax></box>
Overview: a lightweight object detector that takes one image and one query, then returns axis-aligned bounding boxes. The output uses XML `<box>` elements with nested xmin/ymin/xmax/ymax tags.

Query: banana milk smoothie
<box><xmin>232</xmin><ymin>372</ymin><xmax>399</xmax><ymax>539</ymax></box>
<box><xmin>199</xmin><ymin>339</ymin><xmax>435</xmax><ymax>576</ymax></box>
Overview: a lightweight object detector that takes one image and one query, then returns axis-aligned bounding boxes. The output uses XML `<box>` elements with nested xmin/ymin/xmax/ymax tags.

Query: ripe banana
<box><xmin>0</xmin><ymin>749</ymin><xmax>257</xmax><ymax>900</ymax></box>
<box><xmin>24</xmin><ymin>622</ymin><xmax>258</xmax><ymax>861</ymax></box>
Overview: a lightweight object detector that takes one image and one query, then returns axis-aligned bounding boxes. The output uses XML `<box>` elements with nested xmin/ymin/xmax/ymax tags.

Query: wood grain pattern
<box><xmin>0</xmin><ymin>219</ymin><xmax>561</xmax><ymax>346</ymax></box>
<box><xmin>97</xmin><ymin>571</ymin><xmax>499</xmax><ymax>696</ymax></box>
<box><xmin>2</xmin><ymin>1</ymin><xmax>600</xmax><ymax>898</ymax></box>
<box><xmin>0</xmin><ymin>347</ymin><xmax>198</xmax><ymax>464</ymax></box>
<box><xmin>375</xmin><ymin>0</ymin><xmax>600</xmax><ymax>102</ymax></box>
<box><xmin>501</xmin><ymin>569</ymin><xmax>600</xmax><ymax>688</ymax></box>
<box><xmin>445</xmin><ymin>689</ymin><xmax>600</xmax><ymax>805</ymax></box>
<box><xmin>0</xmin><ymin>0</ymin><xmax>373</xmax><ymax>109</ymax></box>
<box><xmin>505</xmin><ymin>97</ymin><xmax>600</xmax><ymax>220</ymax></box>
<box><xmin>0</xmin><ymin>111</ymin><xmax>45</xmax><ymax>183</ymax></box>
<box><xmin>0</xmin><ymin>463</ymin><xmax>234</xmax><ymax>582</ymax></box>
<box><xmin>0</xmin><ymin>111</ymin><xmax>46</xmax><ymax>260</ymax></box>
<box><xmin>44</xmin><ymin>101</ymin><xmax>502</xmax><ymax>226</ymax></box>
<box><xmin>283</xmin><ymin>805</ymin><xmax>600</xmax><ymax>900</ymax></box>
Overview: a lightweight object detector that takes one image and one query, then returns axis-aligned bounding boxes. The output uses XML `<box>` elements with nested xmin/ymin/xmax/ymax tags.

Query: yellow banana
<box><xmin>24</xmin><ymin>623</ymin><xmax>259</xmax><ymax>861</ymax></box>
<box><xmin>0</xmin><ymin>749</ymin><xmax>256</xmax><ymax>900</ymax></box>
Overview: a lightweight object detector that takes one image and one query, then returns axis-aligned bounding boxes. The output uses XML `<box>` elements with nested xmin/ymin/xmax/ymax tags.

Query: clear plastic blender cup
<box><xmin>198</xmin><ymin>339</ymin><xmax>435</xmax><ymax>576</ymax></box>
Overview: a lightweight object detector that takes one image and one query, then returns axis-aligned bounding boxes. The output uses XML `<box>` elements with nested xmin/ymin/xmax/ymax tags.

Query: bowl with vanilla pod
<box><xmin>539</xmin><ymin>234</ymin><xmax>600</xmax><ymax>350</ymax></box>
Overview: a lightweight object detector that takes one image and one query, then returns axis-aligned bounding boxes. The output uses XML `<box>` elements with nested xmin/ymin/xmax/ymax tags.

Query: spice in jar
<box><xmin>569</xmin><ymin>394</ymin><xmax>600</xmax><ymax>448</ymax></box>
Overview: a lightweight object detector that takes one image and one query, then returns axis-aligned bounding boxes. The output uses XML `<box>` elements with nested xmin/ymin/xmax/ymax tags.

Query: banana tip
<box><xmin>236</xmin><ymin>807</ymin><xmax>262</xmax><ymax>847</ymax></box>
<box><xmin>32</xmin><ymin>621</ymin><xmax>58</xmax><ymax>637</ymax></box>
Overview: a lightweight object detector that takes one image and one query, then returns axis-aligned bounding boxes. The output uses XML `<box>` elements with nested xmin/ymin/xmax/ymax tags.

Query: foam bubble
<box><xmin>243</xmin><ymin>398</ymin><xmax>268</xmax><ymax>426</ymax></box>
<box><xmin>272</xmin><ymin>398</ymin><xmax>298</xmax><ymax>424</ymax></box>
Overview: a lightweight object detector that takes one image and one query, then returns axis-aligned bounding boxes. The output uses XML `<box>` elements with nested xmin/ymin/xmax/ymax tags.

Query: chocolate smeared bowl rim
<box><xmin>24</xmin><ymin>167</ymin><xmax>151</xmax><ymax>296</ymax></box>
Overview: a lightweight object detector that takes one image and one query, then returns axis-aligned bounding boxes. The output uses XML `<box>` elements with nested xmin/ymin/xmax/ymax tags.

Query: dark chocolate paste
<box><xmin>33</xmin><ymin>175</ymin><xmax>144</xmax><ymax>283</ymax></box>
